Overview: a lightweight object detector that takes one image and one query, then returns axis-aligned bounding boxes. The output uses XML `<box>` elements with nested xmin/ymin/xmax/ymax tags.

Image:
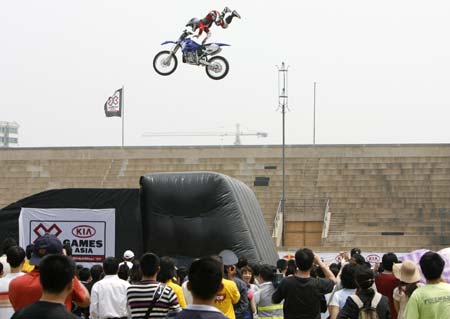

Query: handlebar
<box><xmin>179</xmin><ymin>29</ymin><xmax>194</xmax><ymax>41</ymax></box>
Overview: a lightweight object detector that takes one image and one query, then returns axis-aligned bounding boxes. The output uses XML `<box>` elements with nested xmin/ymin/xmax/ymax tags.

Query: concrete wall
<box><xmin>1</xmin><ymin>144</ymin><xmax>450</xmax><ymax>251</ymax></box>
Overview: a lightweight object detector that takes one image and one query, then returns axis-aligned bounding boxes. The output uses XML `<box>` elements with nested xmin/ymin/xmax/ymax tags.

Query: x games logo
<box><xmin>33</xmin><ymin>223</ymin><xmax>62</xmax><ymax>238</ymax></box>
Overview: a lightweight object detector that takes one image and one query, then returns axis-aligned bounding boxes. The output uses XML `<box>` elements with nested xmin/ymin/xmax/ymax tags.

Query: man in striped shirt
<box><xmin>127</xmin><ymin>252</ymin><xmax>181</xmax><ymax>318</ymax></box>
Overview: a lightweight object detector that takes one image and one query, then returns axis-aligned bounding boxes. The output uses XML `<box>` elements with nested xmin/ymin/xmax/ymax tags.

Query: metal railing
<box><xmin>284</xmin><ymin>198</ymin><xmax>329</xmax><ymax>212</ymax></box>
<box><xmin>321</xmin><ymin>199</ymin><xmax>331</xmax><ymax>240</ymax></box>
<box><xmin>272</xmin><ymin>199</ymin><xmax>284</xmax><ymax>247</ymax></box>
<box><xmin>273</xmin><ymin>198</ymin><xmax>330</xmax><ymax>247</ymax></box>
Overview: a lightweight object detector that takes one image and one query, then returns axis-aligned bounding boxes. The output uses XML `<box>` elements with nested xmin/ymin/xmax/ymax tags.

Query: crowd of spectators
<box><xmin>0</xmin><ymin>235</ymin><xmax>449</xmax><ymax>319</ymax></box>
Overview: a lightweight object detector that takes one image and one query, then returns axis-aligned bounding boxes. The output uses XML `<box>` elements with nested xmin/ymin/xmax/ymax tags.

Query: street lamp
<box><xmin>277</xmin><ymin>62</ymin><xmax>288</xmax><ymax>245</ymax></box>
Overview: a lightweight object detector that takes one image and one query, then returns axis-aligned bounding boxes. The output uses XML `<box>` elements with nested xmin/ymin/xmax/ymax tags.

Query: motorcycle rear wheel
<box><xmin>205</xmin><ymin>56</ymin><xmax>229</xmax><ymax>80</ymax></box>
<box><xmin>153</xmin><ymin>50</ymin><xmax>178</xmax><ymax>76</ymax></box>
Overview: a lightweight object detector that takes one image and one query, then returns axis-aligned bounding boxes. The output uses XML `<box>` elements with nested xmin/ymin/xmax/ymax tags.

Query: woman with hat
<box><xmin>392</xmin><ymin>260</ymin><xmax>422</xmax><ymax>319</ymax></box>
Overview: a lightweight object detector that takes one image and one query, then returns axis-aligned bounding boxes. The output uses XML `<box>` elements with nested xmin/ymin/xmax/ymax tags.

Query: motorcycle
<box><xmin>153</xmin><ymin>30</ymin><xmax>231</xmax><ymax>80</ymax></box>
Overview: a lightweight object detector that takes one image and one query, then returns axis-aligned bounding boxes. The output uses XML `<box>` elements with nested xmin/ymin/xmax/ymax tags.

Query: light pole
<box><xmin>278</xmin><ymin>62</ymin><xmax>288</xmax><ymax>245</ymax></box>
<box><xmin>313</xmin><ymin>82</ymin><xmax>316</xmax><ymax>145</ymax></box>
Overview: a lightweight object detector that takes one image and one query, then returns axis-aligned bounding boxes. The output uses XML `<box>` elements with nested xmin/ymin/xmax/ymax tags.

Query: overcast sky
<box><xmin>1</xmin><ymin>1</ymin><xmax>450</xmax><ymax>147</ymax></box>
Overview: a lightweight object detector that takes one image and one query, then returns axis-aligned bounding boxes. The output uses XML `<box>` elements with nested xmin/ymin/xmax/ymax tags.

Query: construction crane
<box><xmin>142</xmin><ymin>124</ymin><xmax>268</xmax><ymax>145</ymax></box>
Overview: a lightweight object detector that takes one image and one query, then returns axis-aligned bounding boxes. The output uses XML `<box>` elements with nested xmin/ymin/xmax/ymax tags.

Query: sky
<box><xmin>1</xmin><ymin>0</ymin><xmax>450</xmax><ymax>147</ymax></box>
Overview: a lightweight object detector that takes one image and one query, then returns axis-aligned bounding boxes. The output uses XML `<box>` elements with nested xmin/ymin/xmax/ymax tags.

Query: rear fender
<box><xmin>161</xmin><ymin>41</ymin><xmax>177</xmax><ymax>45</ymax></box>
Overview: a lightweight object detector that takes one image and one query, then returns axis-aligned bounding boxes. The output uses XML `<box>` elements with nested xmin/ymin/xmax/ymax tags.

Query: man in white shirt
<box><xmin>119</xmin><ymin>250</ymin><xmax>134</xmax><ymax>269</ymax></box>
<box><xmin>0</xmin><ymin>246</ymin><xmax>25</xmax><ymax>319</ymax></box>
<box><xmin>90</xmin><ymin>257</ymin><xmax>129</xmax><ymax>319</ymax></box>
<box><xmin>182</xmin><ymin>279</ymin><xmax>193</xmax><ymax>305</ymax></box>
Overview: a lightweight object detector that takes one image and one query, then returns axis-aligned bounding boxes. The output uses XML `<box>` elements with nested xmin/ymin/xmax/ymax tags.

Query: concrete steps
<box><xmin>1</xmin><ymin>145</ymin><xmax>450</xmax><ymax>252</ymax></box>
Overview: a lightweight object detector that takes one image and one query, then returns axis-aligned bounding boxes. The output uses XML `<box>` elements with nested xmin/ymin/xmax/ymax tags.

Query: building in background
<box><xmin>0</xmin><ymin>121</ymin><xmax>19</xmax><ymax>147</ymax></box>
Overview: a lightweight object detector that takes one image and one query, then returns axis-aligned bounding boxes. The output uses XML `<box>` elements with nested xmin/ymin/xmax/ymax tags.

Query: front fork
<box><xmin>171</xmin><ymin>43</ymin><xmax>181</xmax><ymax>55</ymax></box>
<box><xmin>163</xmin><ymin>43</ymin><xmax>180</xmax><ymax>65</ymax></box>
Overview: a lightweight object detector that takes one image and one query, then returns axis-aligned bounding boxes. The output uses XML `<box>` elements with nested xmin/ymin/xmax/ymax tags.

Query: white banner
<box><xmin>19</xmin><ymin>208</ymin><xmax>115</xmax><ymax>266</ymax></box>
<box><xmin>278</xmin><ymin>251</ymin><xmax>408</xmax><ymax>267</ymax></box>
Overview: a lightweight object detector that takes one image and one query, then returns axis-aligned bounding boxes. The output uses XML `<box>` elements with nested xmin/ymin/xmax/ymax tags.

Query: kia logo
<box><xmin>72</xmin><ymin>225</ymin><xmax>96</xmax><ymax>238</ymax></box>
<box><xmin>366</xmin><ymin>254</ymin><xmax>381</xmax><ymax>262</ymax></box>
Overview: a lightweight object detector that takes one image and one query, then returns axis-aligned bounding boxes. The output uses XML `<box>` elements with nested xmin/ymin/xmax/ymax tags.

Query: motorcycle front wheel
<box><xmin>153</xmin><ymin>50</ymin><xmax>178</xmax><ymax>76</ymax></box>
<box><xmin>205</xmin><ymin>56</ymin><xmax>229</xmax><ymax>80</ymax></box>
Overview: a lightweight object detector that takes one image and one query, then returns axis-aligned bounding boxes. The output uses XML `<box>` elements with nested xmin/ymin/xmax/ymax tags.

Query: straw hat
<box><xmin>393</xmin><ymin>260</ymin><xmax>421</xmax><ymax>283</ymax></box>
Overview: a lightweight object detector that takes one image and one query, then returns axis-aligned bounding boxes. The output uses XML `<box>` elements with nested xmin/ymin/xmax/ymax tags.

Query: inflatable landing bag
<box><xmin>140</xmin><ymin>172</ymin><xmax>278</xmax><ymax>264</ymax></box>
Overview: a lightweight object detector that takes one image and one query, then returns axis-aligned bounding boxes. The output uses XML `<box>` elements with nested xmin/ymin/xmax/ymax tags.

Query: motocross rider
<box><xmin>185</xmin><ymin>7</ymin><xmax>241</xmax><ymax>44</ymax></box>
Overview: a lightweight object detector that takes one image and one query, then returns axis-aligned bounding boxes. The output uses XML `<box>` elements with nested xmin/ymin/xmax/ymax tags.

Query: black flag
<box><xmin>104</xmin><ymin>88</ymin><xmax>122</xmax><ymax>117</ymax></box>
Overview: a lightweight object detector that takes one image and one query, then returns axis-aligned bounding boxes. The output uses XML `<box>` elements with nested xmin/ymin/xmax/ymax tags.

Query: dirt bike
<box><xmin>153</xmin><ymin>30</ymin><xmax>230</xmax><ymax>80</ymax></box>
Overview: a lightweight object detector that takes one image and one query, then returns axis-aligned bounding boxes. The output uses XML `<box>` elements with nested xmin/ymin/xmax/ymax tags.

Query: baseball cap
<box><xmin>218</xmin><ymin>249</ymin><xmax>238</xmax><ymax>266</ymax></box>
<box><xmin>351</xmin><ymin>248</ymin><xmax>362</xmax><ymax>257</ymax></box>
<box><xmin>30</xmin><ymin>234</ymin><xmax>63</xmax><ymax>266</ymax></box>
<box><xmin>123</xmin><ymin>250</ymin><xmax>135</xmax><ymax>260</ymax></box>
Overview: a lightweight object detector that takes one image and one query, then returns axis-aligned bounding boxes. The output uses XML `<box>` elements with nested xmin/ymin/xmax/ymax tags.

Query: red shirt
<box><xmin>375</xmin><ymin>272</ymin><xmax>399</xmax><ymax>319</ymax></box>
<box><xmin>9</xmin><ymin>269</ymin><xmax>87</xmax><ymax>311</ymax></box>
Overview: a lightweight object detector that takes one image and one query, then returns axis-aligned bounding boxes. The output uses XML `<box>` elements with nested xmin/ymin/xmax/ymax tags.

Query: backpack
<box><xmin>349</xmin><ymin>293</ymin><xmax>382</xmax><ymax>319</ymax></box>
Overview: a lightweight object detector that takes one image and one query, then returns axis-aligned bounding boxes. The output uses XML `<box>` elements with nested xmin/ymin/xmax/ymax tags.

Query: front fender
<box><xmin>161</xmin><ymin>41</ymin><xmax>177</xmax><ymax>45</ymax></box>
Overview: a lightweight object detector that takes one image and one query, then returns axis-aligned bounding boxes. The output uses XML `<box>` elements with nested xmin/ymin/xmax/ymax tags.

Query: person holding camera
<box><xmin>272</xmin><ymin>248</ymin><xmax>336</xmax><ymax>319</ymax></box>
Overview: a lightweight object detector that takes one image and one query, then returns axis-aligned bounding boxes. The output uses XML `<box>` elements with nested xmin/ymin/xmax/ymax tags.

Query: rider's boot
<box><xmin>232</xmin><ymin>10</ymin><xmax>241</xmax><ymax>19</ymax></box>
<box><xmin>219</xmin><ymin>7</ymin><xmax>230</xmax><ymax>22</ymax></box>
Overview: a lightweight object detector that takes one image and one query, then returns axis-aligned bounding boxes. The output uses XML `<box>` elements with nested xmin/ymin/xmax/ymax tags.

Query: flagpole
<box><xmin>121</xmin><ymin>85</ymin><xmax>124</xmax><ymax>148</ymax></box>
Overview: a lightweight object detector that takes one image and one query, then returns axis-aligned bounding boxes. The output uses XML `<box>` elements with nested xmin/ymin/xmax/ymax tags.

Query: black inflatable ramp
<box><xmin>140</xmin><ymin>171</ymin><xmax>278</xmax><ymax>264</ymax></box>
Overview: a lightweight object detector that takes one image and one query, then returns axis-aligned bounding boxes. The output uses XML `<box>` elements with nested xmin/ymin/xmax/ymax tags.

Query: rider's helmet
<box><xmin>186</xmin><ymin>18</ymin><xmax>200</xmax><ymax>31</ymax></box>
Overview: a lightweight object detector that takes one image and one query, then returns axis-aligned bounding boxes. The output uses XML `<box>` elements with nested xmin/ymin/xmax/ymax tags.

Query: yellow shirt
<box><xmin>214</xmin><ymin>278</ymin><xmax>240</xmax><ymax>319</ymax></box>
<box><xmin>21</xmin><ymin>260</ymin><xmax>35</xmax><ymax>273</ymax></box>
<box><xmin>166</xmin><ymin>278</ymin><xmax>187</xmax><ymax>308</ymax></box>
<box><xmin>405</xmin><ymin>282</ymin><xmax>450</xmax><ymax>319</ymax></box>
